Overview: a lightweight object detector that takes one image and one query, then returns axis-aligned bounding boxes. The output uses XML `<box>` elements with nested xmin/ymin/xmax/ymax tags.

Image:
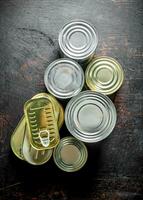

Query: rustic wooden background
<box><xmin>0</xmin><ymin>0</ymin><xmax>143</xmax><ymax>199</ymax></box>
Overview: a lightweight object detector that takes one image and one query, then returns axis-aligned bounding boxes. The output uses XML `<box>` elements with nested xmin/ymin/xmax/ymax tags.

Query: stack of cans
<box><xmin>11</xmin><ymin>20</ymin><xmax>124</xmax><ymax>172</ymax></box>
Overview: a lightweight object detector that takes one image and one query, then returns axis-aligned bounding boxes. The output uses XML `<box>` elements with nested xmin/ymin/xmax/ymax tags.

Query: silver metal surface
<box><xmin>53</xmin><ymin>136</ymin><xmax>88</xmax><ymax>172</ymax></box>
<box><xmin>44</xmin><ymin>58</ymin><xmax>84</xmax><ymax>99</ymax></box>
<box><xmin>65</xmin><ymin>91</ymin><xmax>117</xmax><ymax>143</ymax></box>
<box><xmin>58</xmin><ymin>20</ymin><xmax>98</xmax><ymax>62</ymax></box>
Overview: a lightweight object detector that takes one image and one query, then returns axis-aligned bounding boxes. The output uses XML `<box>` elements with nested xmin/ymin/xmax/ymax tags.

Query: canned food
<box><xmin>24</xmin><ymin>97</ymin><xmax>61</xmax><ymax>150</ymax></box>
<box><xmin>10</xmin><ymin>93</ymin><xmax>64</xmax><ymax>164</ymax></box>
<box><xmin>58</xmin><ymin>20</ymin><xmax>98</xmax><ymax>64</ymax></box>
<box><xmin>85</xmin><ymin>56</ymin><xmax>124</xmax><ymax>95</ymax></box>
<box><xmin>53</xmin><ymin>136</ymin><xmax>88</xmax><ymax>172</ymax></box>
<box><xmin>65</xmin><ymin>91</ymin><xmax>117</xmax><ymax>143</ymax></box>
<box><xmin>44</xmin><ymin>58</ymin><xmax>84</xmax><ymax>99</ymax></box>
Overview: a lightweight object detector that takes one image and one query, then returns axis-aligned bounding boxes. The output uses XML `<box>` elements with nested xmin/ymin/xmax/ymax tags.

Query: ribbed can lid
<box><xmin>65</xmin><ymin>91</ymin><xmax>117</xmax><ymax>143</ymax></box>
<box><xmin>85</xmin><ymin>56</ymin><xmax>124</xmax><ymax>95</ymax></box>
<box><xmin>59</xmin><ymin>20</ymin><xmax>98</xmax><ymax>61</ymax></box>
<box><xmin>44</xmin><ymin>59</ymin><xmax>84</xmax><ymax>99</ymax></box>
<box><xmin>53</xmin><ymin>136</ymin><xmax>88</xmax><ymax>172</ymax></box>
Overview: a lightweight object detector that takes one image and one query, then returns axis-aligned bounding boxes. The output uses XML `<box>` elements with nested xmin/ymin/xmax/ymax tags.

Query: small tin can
<box><xmin>65</xmin><ymin>91</ymin><xmax>117</xmax><ymax>143</ymax></box>
<box><xmin>58</xmin><ymin>20</ymin><xmax>98</xmax><ymax>64</ymax></box>
<box><xmin>85</xmin><ymin>56</ymin><xmax>124</xmax><ymax>96</ymax></box>
<box><xmin>53</xmin><ymin>136</ymin><xmax>88</xmax><ymax>172</ymax></box>
<box><xmin>10</xmin><ymin>93</ymin><xmax>64</xmax><ymax>165</ymax></box>
<box><xmin>44</xmin><ymin>58</ymin><xmax>84</xmax><ymax>99</ymax></box>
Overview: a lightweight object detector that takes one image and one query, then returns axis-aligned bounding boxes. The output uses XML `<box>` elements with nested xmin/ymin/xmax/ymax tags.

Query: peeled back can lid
<box><xmin>65</xmin><ymin>91</ymin><xmax>117</xmax><ymax>143</ymax></box>
<box><xmin>85</xmin><ymin>56</ymin><xmax>124</xmax><ymax>95</ymax></box>
<box><xmin>58</xmin><ymin>20</ymin><xmax>98</xmax><ymax>61</ymax></box>
<box><xmin>44</xmin><ymin>58</ymin><xmax>84</xmax><ymax>99</ymax></box>
<box><xmin>53</xmin><ymin>136</ymin><xmax>88</xmax><ymax>172</ymax></box>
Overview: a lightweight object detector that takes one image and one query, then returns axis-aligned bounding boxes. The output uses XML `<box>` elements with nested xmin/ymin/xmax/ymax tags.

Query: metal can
<box><xmin>85</xmin><ymin>56</ymin><xmax>124</xmax><ymax>96</ymax></box>
<box><xmin>58</xmin><ymin>20</ymin><xmax>98</xmax><ymax>64</ymax></box>
<box><xmin>44</xmin><ymin>58</ymin><xmax>84</xmax><ymax>99</ymax></box>
<box><xmin>53</xmin><ymin>136</ymin><xmax>88</xmax><ymax>172</ymax></box>
<box><xmin>10</xmin><ymin>93</ymin><xmax>64</xmax><ymax>165</ymax></box>
<box><xmin>65</xmin><ymin>91</ymin><xmax>117</xmax><ymax>143</ymax></box>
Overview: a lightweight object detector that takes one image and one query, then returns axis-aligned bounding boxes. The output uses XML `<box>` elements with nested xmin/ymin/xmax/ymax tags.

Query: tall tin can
<box><xmin>85</xmin><ymin>56</ymin><xmax>124</xmax><ymax>96</ymax></box>
<box><xmin>44</xmin><ymin>58</ymin><xmax>84</xmax><ymax>100</ymax></box>
<box><xmin>53</xmin><ymin>136</ymin><xmax>88</xmax><ymax>172</ymax></box>
<box><xmin>65</xmin><ymin>91</ymin><xmax>117</xmax><ymax>143</ymax></box>
<box><xmin>58</xmin><ymin>20</ymin><xmax>98</xmax><ymax>64</ymax></box>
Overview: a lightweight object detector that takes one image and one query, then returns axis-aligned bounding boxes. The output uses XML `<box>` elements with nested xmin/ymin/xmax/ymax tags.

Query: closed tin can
<box><xmin>58</xmin><ymin>20</ymin><xmax>98</xmax><ymax>64</ymax></box>
<box><xmin>85</xmin><ymin>56</ymin><xmax>124</xmax><ymax>95</ymax></box>
<box><xmin>44</xmin><ymin>58</ymin><xmax>84</xmax><ymax>99</ymax></box>
<box><xmin>10</xmin><ymin>93</ymin><xmax>64</xmax><ymax>165</ymax></box>
<box><xmin>65</xmin><ymin>91</ymin><xmax>117</xmax><ymax>143</ymax></box>
<box><xmin>53</xmin><ymin>136</ymin><xmax>88</xmax><ymax>172</ymax></box>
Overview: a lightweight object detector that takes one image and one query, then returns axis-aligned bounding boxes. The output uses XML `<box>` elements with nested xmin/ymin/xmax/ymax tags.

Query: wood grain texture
<box><xmin>0</xmin><ymin>0</ymin><xmax>143</xmax><ymax>199</ymax></box>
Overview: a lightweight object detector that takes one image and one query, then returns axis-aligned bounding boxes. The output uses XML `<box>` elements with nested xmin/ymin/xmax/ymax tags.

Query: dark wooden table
<box><xmin>0</xmin><ymin>0</ymin><xmax>143</xmax><ymax>199</ymax></box>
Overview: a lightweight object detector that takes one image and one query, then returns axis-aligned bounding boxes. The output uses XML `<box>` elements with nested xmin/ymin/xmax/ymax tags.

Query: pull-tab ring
<box><xmin>39</xmin><ymin>130</ymin><xmax>50</xmax><ymax>147</ymax></box>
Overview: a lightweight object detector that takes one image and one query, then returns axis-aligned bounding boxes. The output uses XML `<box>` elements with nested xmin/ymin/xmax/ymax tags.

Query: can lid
<box><xmin>53</xmin><ymin>136</ymin><xmax>88</xmax><ymax>172</ymax></box>
<box><xmin>85</xmin><ymin>56</ymin><xmax>124</xmax><ymax>95</ymax></box>
<box><xmin>22</xmin><ymin>126</ymin><xmax>53</xmax><ymax>165</ymax></box>
<box><xmin>59</xmin><ymin>20</ymin><xmax>98</xmax><ymax>60</ymax></box>
<box><xmin>65</xmin><ymin>91</ymin><xmax>117</xmax><ymax>143</ymax></box>
<box><xmin>44</xmin><ymin>59</ymin><xmax>84</xmax><ymax>99</ymax></box>
<box><xmin>24</xmin><ymin>97</ymin><xmax>60</xmax><ymax>150</ymax></box>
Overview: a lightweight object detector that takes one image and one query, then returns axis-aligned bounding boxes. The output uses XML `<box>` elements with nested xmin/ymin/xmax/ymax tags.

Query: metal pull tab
<box><xmin>39</xmin><ymin>130</ymin><xmax>50</xmax><ymax>148</ymax></box>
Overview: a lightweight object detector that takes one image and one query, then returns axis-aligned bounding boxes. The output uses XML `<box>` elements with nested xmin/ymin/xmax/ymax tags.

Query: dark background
<box><xmin>0</xmin><ymin>0</ymin><xmax>143</xmax><ymax>199</ymax></box>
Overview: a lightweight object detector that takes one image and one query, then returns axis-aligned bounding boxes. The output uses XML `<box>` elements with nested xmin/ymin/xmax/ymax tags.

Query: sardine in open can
<box><xmin>65</xmin><ymin>91</ymin><xmax>117</xmax><ymax>143</ymax></box>
<box><xmin>53</xmin><ymin>136</ymin><xmax>88</xmax><ymax>172</ymax></box>
<box><xmin>58</xmin><ymin>20</ymin><xmax>98</xmax><ymax>64</ymax></box>
<box><xmin>44</xmin><ymin>58</ymin><xmax>84</xmax><ymax>99</ymax></box>
<box><xmin>85</xmin><ymin>56</ymin><xmax>124</xmax><ymax>96</ymax></box>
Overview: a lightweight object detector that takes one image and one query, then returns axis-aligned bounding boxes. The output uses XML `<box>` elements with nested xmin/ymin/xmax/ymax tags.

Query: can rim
<box><xmin>58</xmin><ymin>20</ymin><xmax>98</xmax><ymax>60</ymax></box>
<box><xmin>44</xmin><ymin>58</ymin><xmax>84</xmax><ymax>99</ymax></box>
<box><xmin>85</xmin><ymin>56</ymin><xmax>124</xmax><ymax>95</ymax></box>
<box><xmin>65</xmin><ymin>91</ymin><xmax>117</xmax><ymax>143</ymax></box>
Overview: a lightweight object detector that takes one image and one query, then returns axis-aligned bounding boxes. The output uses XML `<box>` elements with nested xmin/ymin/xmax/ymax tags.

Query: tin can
<box><xmin>65</xmin><ymin>91</ymin><xmax>117</xmax><ymax>143</ymax></box>
<box><xmin>44</xmin><ymin>58</ymin><xmax>84</xmax><ymax>99</ymax></box>
<box><xmin>85</xmin><ymin>56</ymin><xmax>124</xmax><ymax>96</ymax></box>
<box><xmin>10</xmin><ymin>93</ymin><xmax>64</xmax><ymax>164</ymax></box>
<box><xmin>58</xmin><ymin>20</ymin><xmax>98</xmax><ymax>64</ymax></box>
<box><xmin>53</xmin><ymin>136</ymin><xmax>88</xmax><ymax>172</ymax></box>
